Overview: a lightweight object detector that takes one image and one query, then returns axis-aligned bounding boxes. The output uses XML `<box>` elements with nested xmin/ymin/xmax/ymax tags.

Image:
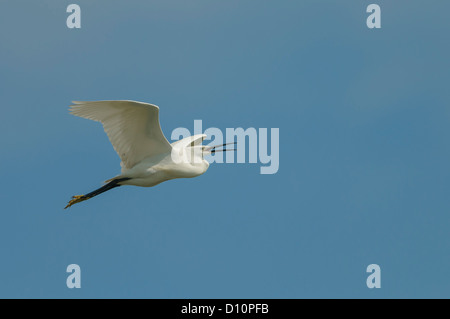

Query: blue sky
<box><xmin>1</xmin><ymin>0</ymin><xmax>450</xmax><ymax>298</ymax></box>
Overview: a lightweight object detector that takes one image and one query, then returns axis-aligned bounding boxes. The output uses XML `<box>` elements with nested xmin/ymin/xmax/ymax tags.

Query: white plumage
<box><xmin>65</xmin><ymin>100</ymin><xmax>235</xmax><ymax>209</ymax></box>
<box><xmin>70</xmin><ymin>100</ymin><xmax>172</xmax><ymax>170</ymax></box>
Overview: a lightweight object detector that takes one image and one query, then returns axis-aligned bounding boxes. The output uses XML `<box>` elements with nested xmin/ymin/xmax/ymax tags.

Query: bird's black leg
<box><xmin>65</xmin><ymin>177</ymin><xmax>131</xmax><ymax>209</ymax></box>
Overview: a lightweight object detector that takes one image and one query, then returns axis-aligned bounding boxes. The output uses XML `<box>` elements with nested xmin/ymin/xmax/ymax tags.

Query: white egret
<box><xmin>65</xmin><ymin>100</ymin><xmax>235</xmax><ymax>209</ymax></box>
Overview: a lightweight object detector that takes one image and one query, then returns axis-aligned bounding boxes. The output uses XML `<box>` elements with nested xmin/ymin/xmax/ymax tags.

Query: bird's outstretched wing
<box><xmin>69</xmin><ymin>100</ymin><xmax>172</xmax><ymax>170</ymax></box>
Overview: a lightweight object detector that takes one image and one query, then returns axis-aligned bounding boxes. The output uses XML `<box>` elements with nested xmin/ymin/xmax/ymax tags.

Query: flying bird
<box><xmin>65</xmin><ymin>100</ymin><xmax>235</xmax><ymax>209</ymax></box>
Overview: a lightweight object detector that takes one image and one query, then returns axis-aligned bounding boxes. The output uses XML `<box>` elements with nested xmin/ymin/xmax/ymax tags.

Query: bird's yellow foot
<box><xmin>65</xmin><ymin>195</ymin><xmax>89</xmax><ymax>209</ymax></box>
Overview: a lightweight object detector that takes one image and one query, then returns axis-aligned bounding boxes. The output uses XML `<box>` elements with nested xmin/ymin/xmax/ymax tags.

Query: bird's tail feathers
<box><xmin>103</xmin><ymin>176</ymin><xmax>119</xmax><ymax>184</ymax></box>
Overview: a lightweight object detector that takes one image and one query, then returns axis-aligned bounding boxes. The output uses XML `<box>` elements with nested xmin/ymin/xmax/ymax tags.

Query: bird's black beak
<box><xmin>206</xmin><ymin>142</ymin><xmax>237</xmax><ymax>154</ymax></box>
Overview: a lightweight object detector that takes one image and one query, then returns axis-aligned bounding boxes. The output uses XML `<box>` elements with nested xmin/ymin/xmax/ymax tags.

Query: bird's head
<box><xmin>170</xmin><ymin>139</ymin><xmax>236</xmax><ymax>173</ymax></box>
